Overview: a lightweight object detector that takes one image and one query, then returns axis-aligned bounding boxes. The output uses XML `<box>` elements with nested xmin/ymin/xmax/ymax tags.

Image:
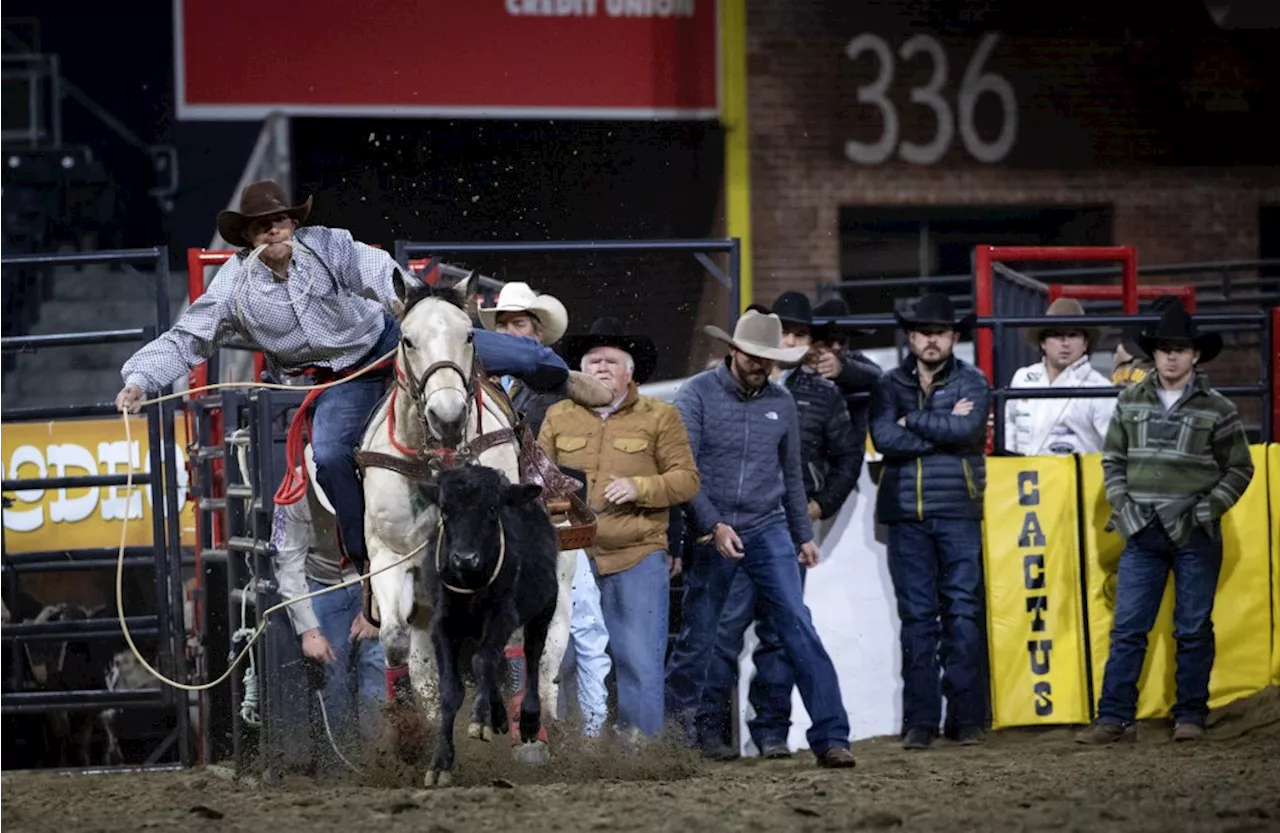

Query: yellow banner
<box><xmin>1080</xmin><ymin>445</ymin><xmax>1272</xmax><ymax>718</ymax></box>
<box><xmin>2</xmin><ymin>417</ymin><xmax>197</xmax><ymax>552</ymax></box>
<box><xmin>982</xmin><ymin>455</ymin><xmax>1090</xmax><ymax>728</ymax></box>
<box><xmin>1270</xmin><ymin>444</ymin><xmax>1280</xmax><ymax>689</ymax></box>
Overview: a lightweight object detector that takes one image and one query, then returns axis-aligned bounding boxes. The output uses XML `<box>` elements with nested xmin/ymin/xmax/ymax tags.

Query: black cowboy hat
<box><xmin>561</xmin><ymin>317</ymin><xmax>659</xmax><ymax>384</ymax></box>
<box><xmin>811</xmin><ymin>297</ymin><xmax>875</xmax><ymax>337</ymax></box>
<box><xmin>1119</xmin><ymin>294</ymin><xmax>1185</xmax><ymax>359</ymax></box>
<box><xmin>1136</xmin><ymin>304</ymin><xmax>1223</xmax><ymax>364</ymax></box>
<box><xmin>894</xmin><ymin>292</ymin><xmax>976</xmax><ymax>333</ymax></box>
<box><xmin>217</xmin><ymin>180</ymin><xmax>314</xmax><ymax>249</ymax></box>
<box><xmin>745</xmin><ymin>303</ymin><xmax>772</xmax><ymax>315</ymax></box>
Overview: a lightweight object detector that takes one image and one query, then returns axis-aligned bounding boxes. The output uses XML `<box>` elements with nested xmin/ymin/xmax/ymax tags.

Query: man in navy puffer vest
<box><xmin>869</xmin><ymin>292</ymin><xmax>991</xmax><ymax>750</ymax></box>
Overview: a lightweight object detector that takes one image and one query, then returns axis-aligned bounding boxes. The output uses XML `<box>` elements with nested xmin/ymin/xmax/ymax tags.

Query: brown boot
<box><xmin>816</xmin><ymin>746</ymin><xmax>856</xmax><ymax>769</ymax></box>
<box><xmin>1074</xmin><ymin>721</ymin><xmax>1136</xmax><ymax>745</ymax></box>
<box><xmin>1173</xmin><ymin>723</ymin><xmax>1205</xmax><ymax>742</ymax></box>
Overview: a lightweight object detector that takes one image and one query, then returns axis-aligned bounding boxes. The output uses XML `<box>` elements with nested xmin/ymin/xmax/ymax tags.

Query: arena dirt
<box><xmin>5</xmin><ymin>688</ymin><xmax>1279</xmax><ymax>833</ymax></box>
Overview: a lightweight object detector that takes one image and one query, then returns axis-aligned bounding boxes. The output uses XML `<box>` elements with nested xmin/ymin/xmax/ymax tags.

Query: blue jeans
<box><xmin>562</xmin><ymin>550</ymin><xmax>611</xmax><ymax>736</ymax></box>
<box><xmin>703</xmin><ymin>562</ymin><xmax>806</xmax><ymax>749</ymax></box>
<box><xmin>1097</xmin><ymin>522</ymin><xmax>1223</xmax><ymax>727</ymax></box>
<box><xmin>310</xmin><ymin>316</ymin><xmax>569</xmax><ymax>565</ymax></box>
<box><xmin>667</xmin><ymin>522</ymin><xmax>851</xmax><ymax>755</ymax></box>
<box><xmin>596</xmin><ymin>550</ymin><xmax>670</xmax><ymax>737</ymax></box>
<box><xmin>309</xmin><ymin>318</ymin><xmax>398</xmax><ymax>565</ymax></box>
<box><xmin>308</xmin><ymin>578</ymin><xmax>387</xmax><ymax>745</ymax></box>
<box><xmin>886</xmin><ymin>518</ymin><xmax>986</xmax><ymax>734</ymax></box>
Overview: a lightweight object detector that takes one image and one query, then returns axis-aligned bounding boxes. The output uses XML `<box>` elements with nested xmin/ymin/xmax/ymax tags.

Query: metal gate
<box><xmin>1</xmin><ymin>247</ymin><xmax>191</xmax><ymax>771</ymax></box>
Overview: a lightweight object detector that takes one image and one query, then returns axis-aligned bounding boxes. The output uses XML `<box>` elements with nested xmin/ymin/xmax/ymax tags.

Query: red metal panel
<box><xmin>1049</xmin><ymin>283</ymin><xmax>1197</xmax><ymax>313</ymax></box>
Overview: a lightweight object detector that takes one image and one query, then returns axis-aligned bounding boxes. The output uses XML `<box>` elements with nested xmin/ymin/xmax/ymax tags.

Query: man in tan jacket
<box><xmin>539</xmin><ymin>317</ymin><xmax>700</xmax><ymax>739</ymax></box>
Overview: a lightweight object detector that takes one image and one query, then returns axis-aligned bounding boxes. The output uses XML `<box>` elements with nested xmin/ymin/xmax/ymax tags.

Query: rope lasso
<box><xmin>114</xmin><ymin>290</ymin><xmax>427</xmax><ymax>693</ymax></box>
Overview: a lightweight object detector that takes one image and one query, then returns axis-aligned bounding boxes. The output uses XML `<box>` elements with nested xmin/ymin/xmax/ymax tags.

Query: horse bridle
<box><xmin>394</xmin><ymin>337</ymin><xmax>485</xmax><ymax>464</ymax></box>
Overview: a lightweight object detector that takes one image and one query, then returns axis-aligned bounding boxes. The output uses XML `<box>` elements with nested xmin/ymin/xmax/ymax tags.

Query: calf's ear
<box><xmin>418</xmin><ymin>481</ymin><xmax>440</xmax><ymax>504</ymax></box>
<box><xmin>504</xmin><ymin>483</ymin><xmax>543</xmax><ymax>507</ymax></box>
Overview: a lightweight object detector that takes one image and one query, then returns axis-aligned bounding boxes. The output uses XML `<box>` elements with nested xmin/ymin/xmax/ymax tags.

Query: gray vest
<box><xmin>304</xmin><ymin>488</ymin><xmax>351</xmax><ymax>585</ymax></box>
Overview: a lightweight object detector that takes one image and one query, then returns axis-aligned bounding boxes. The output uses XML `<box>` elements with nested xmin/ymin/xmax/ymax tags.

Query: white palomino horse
<box><xmin>357</xmin><ymin>268</ymin><xmax>574</xmax><ymax>764</ymax></box>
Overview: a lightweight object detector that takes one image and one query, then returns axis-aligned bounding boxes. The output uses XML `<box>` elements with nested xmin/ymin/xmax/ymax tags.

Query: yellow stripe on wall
<box><xmin>720</xmin><ymin>0</ymin><xmax>753</xmax><ymax>311</ymax></box>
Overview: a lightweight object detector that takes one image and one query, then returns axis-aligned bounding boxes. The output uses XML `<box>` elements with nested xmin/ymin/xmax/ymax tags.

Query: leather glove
<box><xmin>566</xmin><ymin>371</ymin><xmax>615</xmax><ymax>408</ymax></box>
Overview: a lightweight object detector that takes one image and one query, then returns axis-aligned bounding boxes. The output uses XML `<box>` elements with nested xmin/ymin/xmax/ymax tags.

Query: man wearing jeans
<box><xmin>116</xmin><ymin>181</ymin><xmax>571</xmax><ymax>577</ymax></box>
<box><xmin>270</xmin><ymin>444</ymin><xmax>384</xmax><ymax>766</ymax></box>
<box><xmin>665</xmin><ymin>310</ymin><xmax>856</xmax><ymax>769</ymax></box>
<box><xmin>1077</xmin><ymin>304</ymin><xmax>1254</xmax><ymax>744</ymax></box>
<box><xmin>869</xmin><ymin>293</ymin><xmax>991</xmax><ymax>750</ymax></box>
<box><xmin>539</xmin><ymin>318</ymin><xmax>700</xmax><ymax>741</ymax></box>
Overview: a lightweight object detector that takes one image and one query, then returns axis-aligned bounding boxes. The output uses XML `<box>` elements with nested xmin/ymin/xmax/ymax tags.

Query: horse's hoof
<box><xmin>425</xmin><ymin>769</ymin><xmax>453</xmax><ymax>787</ymax></box>
<box><xmin>513</xmin><ymin>740</ymin><xmax>550</xmax><ymax>766</ymax></box>
<box><xmin>467</xmin><ymin>722</ymin><xmax>484</xmax><ymax>740</ymax></box>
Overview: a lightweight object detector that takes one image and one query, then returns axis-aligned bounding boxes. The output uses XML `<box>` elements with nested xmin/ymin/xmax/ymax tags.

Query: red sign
<box><xmin>175</xmin><ymin>0</ymin><xmax>719</xmax><ymax>120</ymax></box>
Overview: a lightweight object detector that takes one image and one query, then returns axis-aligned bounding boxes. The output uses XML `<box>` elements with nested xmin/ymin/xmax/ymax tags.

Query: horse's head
<box><xmin>419</xmin><ymin>467</ymin><xmax>541</xmax><ymax>585</ymax></box>
<box><xmin>392</xmin><ymin>267</ymin><xmax>481</xmax><ymax>447</ymax></box>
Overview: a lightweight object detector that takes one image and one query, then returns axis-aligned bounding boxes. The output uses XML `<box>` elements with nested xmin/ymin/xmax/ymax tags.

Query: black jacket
<box><xmin>869</xmin><ymin>355</ymin><xmax>990</xmax><ymax>524</ymax></box>
<box><xmin>830</xmin><ymin>349</ymin><xmax>883</xmax><ymax>483</ymax></box>
<box><xmin>783</xmin><ymin>368</ymin><xmax>860</xmax><ymax>519</ymax></box>
<box><xmin>507</xmin><ymin>378</ymin><xmax>564</xmax><ymax>439</ymax></box>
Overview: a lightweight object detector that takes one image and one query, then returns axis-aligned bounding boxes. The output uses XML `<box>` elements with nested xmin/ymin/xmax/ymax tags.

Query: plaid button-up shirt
<box><xmin>121</xmin><ymin>226</ymin><xmax>402</xmax><ymax>391</ymax></box>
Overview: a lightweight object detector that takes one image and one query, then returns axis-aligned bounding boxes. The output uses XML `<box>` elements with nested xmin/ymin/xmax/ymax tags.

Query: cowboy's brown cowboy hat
<box><xmin>704</xmin><ymin>310</ymin><xmax>809</xmax><ymax>365</ymax></box>
<box><xmin>562</xmin><ymin>317</ymin><xmax>659</xmax><ymax>383</ymax></box>
<box><xmin>1137</xmin><ymin>304</ymin><xmax>1223</xmax><ymax>364</ymax></box>
<box><xmin>217</xmin><ymin>180</ymin><xmax>313</xmax><ymax>249</ymax></box>
<box><xmin>1023</xmin><ymin>298</ymin><xmax>1107</xmax><ymax>353</ymax></box>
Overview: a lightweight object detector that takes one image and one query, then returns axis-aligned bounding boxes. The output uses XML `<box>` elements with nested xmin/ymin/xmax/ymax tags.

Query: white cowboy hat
<box><xmin>303</xmin><ymin>444</ymin><xmax>336</xmax><ymax>516</ymax></box>
<box><xmin>478</xmin><ymin>282</ymin><xmax>568</xmax><ymax>345</ymax></box>
<box><xmin>704</xmin><ymin>310</ymin><xmax>809</xmax><ymax>365</ymax></box>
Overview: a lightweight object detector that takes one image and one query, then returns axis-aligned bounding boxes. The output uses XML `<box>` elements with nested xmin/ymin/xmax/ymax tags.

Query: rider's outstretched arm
<box><xmin>473</xmin><ymin>329</ymin><xmax>569</xmax><ymax>393</ymax></box>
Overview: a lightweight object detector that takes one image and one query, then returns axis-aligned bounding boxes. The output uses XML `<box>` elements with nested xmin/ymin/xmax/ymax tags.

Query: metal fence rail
<box><xmin>0</xmin><ymin>246</ymin><xmax>191</xmax><ymax>771</ymax></box>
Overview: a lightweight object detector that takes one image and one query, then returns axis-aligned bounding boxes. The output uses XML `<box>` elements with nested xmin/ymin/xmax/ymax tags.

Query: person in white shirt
<box><xmin>1005</xmin><ymin>298</ymin><xmax>1117</xmax><ymax>456</ymax></box>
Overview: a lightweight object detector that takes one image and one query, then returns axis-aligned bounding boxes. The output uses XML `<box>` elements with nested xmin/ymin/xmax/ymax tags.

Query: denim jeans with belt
<box><xmin>1097</xmin><ymin>521</ymin><xmax>1223</xmax><ymax>727</ymax></box>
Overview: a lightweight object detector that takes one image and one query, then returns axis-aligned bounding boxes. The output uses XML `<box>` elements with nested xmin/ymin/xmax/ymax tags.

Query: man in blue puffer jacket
<box><xmin>664</xmin><ymin>310</ymin><xmax>856</xmax><ymax>769</ymax></box>
<box><xmin>870</xmin><ymin>292</ymin><xmax>991</xmax><ymax>750</ymax></box>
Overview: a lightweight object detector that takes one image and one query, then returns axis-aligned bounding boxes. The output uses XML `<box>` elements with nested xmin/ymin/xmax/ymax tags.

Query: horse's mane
<box><xmin>401</xmin><ymin>272</ymin><xmax>468</xmax><ymax>318</ymax></box>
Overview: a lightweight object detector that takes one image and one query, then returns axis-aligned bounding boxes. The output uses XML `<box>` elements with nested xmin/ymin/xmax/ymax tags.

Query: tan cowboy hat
<box><xmin>303</xmin><ymin>444</ymin><xmax>336</xmax><ymax>516</ymax></box>
<box><xmin>217</xmin><ymin>180</ymin><xmax>313</xmax><ymax>249</ymax></box>
<box><xmin>1024</xmin><ymin>298</ymin><xmax>1106</xmax><ymax>353</ymax></box>
<box><xmin>478</xmin><ymin>282</ymin><xmax>568</xmax><ymax>345</ymax></box>
<box><xmin>704</xmin><ymin>310</ymin><xmax>809</xmax><ymax>364</ymax></box>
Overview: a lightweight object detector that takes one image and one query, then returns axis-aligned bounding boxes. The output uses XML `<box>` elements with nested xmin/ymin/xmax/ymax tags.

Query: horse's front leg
<box><xmin>409</xmin><ymin>618</ymin><xmax>440</xmax><ymax>724</ymax></box>
<box><xmin>536</xmin><ymin>549</ymin><xmax>575</xmax><ymax>723</ymax></box>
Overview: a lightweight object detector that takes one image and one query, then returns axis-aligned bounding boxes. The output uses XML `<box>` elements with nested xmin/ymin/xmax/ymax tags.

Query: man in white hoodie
<box><xmin>1005</xmin><ymin>298</ymin><xmax>1117</xmax><ymax>456</ymax></box>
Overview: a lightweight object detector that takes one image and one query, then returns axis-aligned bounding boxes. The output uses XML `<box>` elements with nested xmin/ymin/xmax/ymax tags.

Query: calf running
<box><xmin>417</xmin><ymin>465</ymin><xmax>559</xmax><ymax>786</ymax></box>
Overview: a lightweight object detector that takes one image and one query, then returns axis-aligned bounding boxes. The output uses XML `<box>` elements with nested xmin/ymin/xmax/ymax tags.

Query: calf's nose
<box><xmin>453</xmin><ymin>551</ymin><xmax>481</xmax><ymax>571</ymax></box>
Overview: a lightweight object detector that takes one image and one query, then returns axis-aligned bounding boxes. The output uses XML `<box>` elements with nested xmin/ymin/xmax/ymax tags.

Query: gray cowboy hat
<box><xmin>217</xmin><ymin>180</ymin><xmax>313</xmax><ymax>249</ymax></box>
<box><xmin>1137</xmin><ymin>304</ymin><xmax>1223</xmax><ymax>364</ymax></box>
<box><xmin>1023</xmin><ymin>298</ymin><xmax>1107</xmax><ymax>353</ymax></box>
<box><xmin>704</xmin><ymin>310</ymin><xmax>809</xmax><ymax>364</ymax></box>
<box><xmin>894</xmin><ymin>292</ymin><xmax>976</xmax><ymax>333</ymax></box>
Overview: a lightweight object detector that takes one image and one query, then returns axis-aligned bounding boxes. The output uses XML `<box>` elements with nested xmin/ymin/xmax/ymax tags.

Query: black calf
<box><xmin>417</xmin><ymin>465</ymin><xmax>559</xmax><ymax>786</ymax></box>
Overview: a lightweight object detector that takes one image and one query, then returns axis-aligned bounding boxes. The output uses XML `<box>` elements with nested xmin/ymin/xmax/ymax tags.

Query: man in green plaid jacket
<box><xmin>1076</xmin><ymin>304</ymin><xmax>1254</xmax><ymax>745</ymax></box>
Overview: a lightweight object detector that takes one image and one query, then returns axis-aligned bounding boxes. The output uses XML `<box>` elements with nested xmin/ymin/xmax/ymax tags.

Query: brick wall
<box><xmin>742</xmin><ymin>1</ymin><xmax>1280</xmax><ymax>431</ymax></box>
